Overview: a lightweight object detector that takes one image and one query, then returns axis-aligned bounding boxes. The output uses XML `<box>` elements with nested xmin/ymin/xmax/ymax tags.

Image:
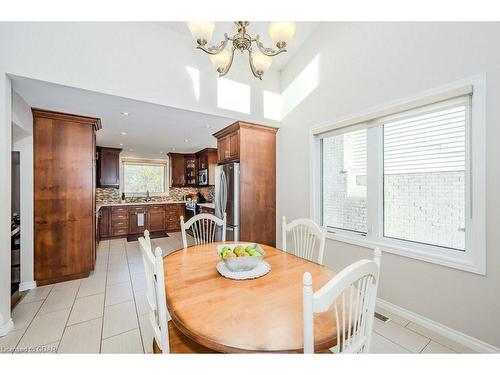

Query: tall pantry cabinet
<box><xmin>33</xmin><ymin>109</ymin><xmax>101</xmax><ymax>285</ymax></box>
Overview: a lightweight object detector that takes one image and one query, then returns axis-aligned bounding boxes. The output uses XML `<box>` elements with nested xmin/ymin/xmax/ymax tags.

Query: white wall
<box><xmin>0</xmin><ymin>74</ymin><xmax>13</xmax><ymax>335</ymax></box>
<box><xmin>0</xmin><ymin>22</ymin><xmax>281</xmax><ymax>126</ymax></box>
<box><xmin>277</xmin><ymin>22</ymin><xmax>500</xmax><ymax>347</ymax></box>
<box><xmin>12</xmin><ymin>92</ymin><xmax>34</xmax><ymax>291</ymax></box>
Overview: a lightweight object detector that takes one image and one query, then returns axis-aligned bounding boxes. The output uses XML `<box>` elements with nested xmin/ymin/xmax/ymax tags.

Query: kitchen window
<box><xmin>122</xmin><ymin>160</ymin><xmax>168</xmax><ymax>195</ymax></box>
<box><xmin>314</xmin><ymin>76</ymin><xmax>486</xmax><ymax>274</ymax></box>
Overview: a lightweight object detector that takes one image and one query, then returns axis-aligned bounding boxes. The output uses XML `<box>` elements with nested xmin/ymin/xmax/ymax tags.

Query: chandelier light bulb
<box><xmin>209</xmin><ymin>49</ymin><xmax>232</xmax><ymax>73</ymax></box>
<box><xmin>187</xmin><ymin>21</ymin><xmax>215</xmax><ymax>46</ymax></box>
<box><xmin>251</xmin><ymin>50</ymin><xmax>273</xmax><ymax>76</ymax></box>
<box><xmin>268</xmin><ymin>22</ymin><xmax>296</xmax><ymax>49</ymax></box>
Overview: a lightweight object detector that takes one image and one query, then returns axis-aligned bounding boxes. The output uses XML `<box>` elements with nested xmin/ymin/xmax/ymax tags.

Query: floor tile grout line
<box><xmin>404</xmin><ymin>324</ymin><xmax>459</xmax><ymax>353</ymax></box>
<box><xmin>13</xmin><ymin>285</ymin><xmax>54</xmax><ymax>352</ymax></box>
<box><xmin>373</xmin><ymin>331</ymin><xmax>428</xmax><ymax>354</ymax></box>
<box><xmin>57</xmin><ymin>280</ymin><xmax>84</xmax><ymax>353</ymax></box>
<box><xmin>98</xmin><ymin>240</ymin><xmax>111</xmax><ymax>353</ymax></box>
<box><xmin>125</xmin><ymin>239</ymin><xmax>146</xmax><ymax>354</ymax></box>
<box><xmin>101</xmin><ymin>327</ymin><xmax>141</xmax><ymax>343</ymax></box>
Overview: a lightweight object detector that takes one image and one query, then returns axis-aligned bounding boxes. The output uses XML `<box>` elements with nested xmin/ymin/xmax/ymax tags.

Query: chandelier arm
<box><xmin>197</xmin><ymin>33</ymin><xmax>230</xmax><ymax>55</ymax></box>
<box><xmin>218</xmin><ymin>47</ymin><xmax>236</xmax><ymax>77</ymax></box>
<box><xmin>248</xmin><ymin>49</ymin><xmax>263</xmax><ymax>80</ymax></box>
<box><xmin>254</xmin><ymin>35</ymin><xmax>287</xmax><ymax>57</ymax></box>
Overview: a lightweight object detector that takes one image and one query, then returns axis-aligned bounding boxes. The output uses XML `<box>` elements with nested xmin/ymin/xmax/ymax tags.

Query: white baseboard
<box><xmin>377</xmin><ymin>298</ymin><xmax>499</xmax><ymax>353</ymax></box>
<box><xmin>0</xmin><ymin>318</ymin><xmax>14</xmax><ymax>337</ymax></box>
<box><xmin>19</xmin><ymin>281</ymin><xmax>37</xmax><ymax>291</ymax></box>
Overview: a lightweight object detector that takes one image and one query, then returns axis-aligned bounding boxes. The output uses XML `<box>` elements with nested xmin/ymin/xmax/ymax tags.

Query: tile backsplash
<box><xmin>96</xmin><ymin>186</ymin><xmax>215</xmax><ymax>204</ymax></box>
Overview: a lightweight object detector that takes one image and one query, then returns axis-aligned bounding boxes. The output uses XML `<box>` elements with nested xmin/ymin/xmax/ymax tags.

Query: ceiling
<box><xmin>158</xmin><ymin>22</ymin><xmax>318</xmax><ymax>71</ymax></box>
<box><xmin>12</xmin><ymin>76</ymin><xmax>235</xmax><ymax>154</ymax></box>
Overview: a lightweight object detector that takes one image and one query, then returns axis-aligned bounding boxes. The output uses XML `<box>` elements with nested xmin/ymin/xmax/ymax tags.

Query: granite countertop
<box><xmin>197</xmin><ymin>202</ymin><xmax>215</xmax><ymax>209</ymax></box>
<box><xmin>96</xmin><ymin>200</ymin><xmax>188</xmax><ymax>212</ymax></box>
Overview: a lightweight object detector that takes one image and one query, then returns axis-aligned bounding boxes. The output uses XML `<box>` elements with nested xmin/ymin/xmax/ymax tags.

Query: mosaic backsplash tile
<box><xmin>96</xmin><ymin>186</ymin><xmax>215</xmax><ymax>204</ymax></box>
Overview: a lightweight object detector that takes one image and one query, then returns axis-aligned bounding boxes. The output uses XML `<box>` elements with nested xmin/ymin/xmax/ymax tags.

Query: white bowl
<box><xmin>217</xmin><ymin>243</ymin><xmax>265</xmax><ymax>272</ymax></box>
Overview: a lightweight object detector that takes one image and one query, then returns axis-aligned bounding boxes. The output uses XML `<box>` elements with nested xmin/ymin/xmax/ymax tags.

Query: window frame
<box><xmin>311</xmin><ymin>75</ymin><xmax>486</xmax><ymax>275</ymax></box>
<box><xmin>120</xmin><ymin>158</ymin><xmax>169</xmax><ymax>196</ymax></box>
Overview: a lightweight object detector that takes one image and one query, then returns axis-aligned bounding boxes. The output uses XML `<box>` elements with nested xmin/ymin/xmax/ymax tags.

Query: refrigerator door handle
<box><xmin>221</xmin><ymin>169</ymin><xmax>227</xmax><ymax>215</ymax></box>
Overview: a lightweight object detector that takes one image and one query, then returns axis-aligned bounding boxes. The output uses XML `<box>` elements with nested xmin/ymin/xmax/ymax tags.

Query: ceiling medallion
<box><xmin>187</xmin><ymin>21</ymin><xmax>296</xmax><ymax>80</ymax></box>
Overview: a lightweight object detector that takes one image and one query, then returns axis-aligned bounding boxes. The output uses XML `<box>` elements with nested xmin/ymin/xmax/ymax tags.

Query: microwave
<box><xmin>198</xmin><ymin>169</ymin><xmax>208</xmax><ymax>185</ymax></box>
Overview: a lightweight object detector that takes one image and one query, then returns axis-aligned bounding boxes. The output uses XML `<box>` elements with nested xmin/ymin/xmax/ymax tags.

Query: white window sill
<box><xmin>325</xmin><ymin>230</ymin><xmax>485</xmax><ymax>275</ymax></box>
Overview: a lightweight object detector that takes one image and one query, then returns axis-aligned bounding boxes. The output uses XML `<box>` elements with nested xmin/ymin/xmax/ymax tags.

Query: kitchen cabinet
<box><xmin>168</xmin><ymin>152</ymin><xmax>198</xmax><ymax>187</ymax></box>
<box><xmin>96</xmin><ymin>147</ymin><xmax>121</xmax><ymax>188</ymax></box>
<box><xmin>33</xmin><ymin>109</ymin><xmax>101</xmax><ymax>285</ymax></box>
<box><xmin>148</xmin><ymin>205</ymin><xmax>166</xmax><ymax>232</ymax></box>
<box><xmin>98</xmin><ymin>203</ymin><xmax>181</xmax><ymax>238</ymax></box>
<box><xmin>166</xmin><ymin>203</ymin><xmax>184</xmax><ymax>231</ymax></box>
<box><xmin>99</xmin><ymin>206</ymin><xmax>111</xmax><ymax>238</ymax></box>
<box><xmin>185</xmin><ymin>155</ymin><xmax>197</xmax><ymax>186</ymax></box>
<box><xmin>216</xmin><ymin>128</ymin><xmax>240</xmax><ymax>163</ymax></box>
<box><xmin>199</xmin><ymin>205</ymin><xmax>215</xmax><ymax>215</ymax></box>
<box><xmin>195</xmin><ymin>148</ymin><xmax>217</xmax><ymax>186</ymax></box>
<box><xmin>128</xmin><ymin>206</ymin><xmax>148</xmax><ymax>234</ymax></box>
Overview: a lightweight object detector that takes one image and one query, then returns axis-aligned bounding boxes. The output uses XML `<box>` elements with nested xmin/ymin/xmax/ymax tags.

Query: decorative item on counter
<box><xmin>121</xmin><ymin>192</ymin><xmax>125</xmax><ymax>203</ymax></box>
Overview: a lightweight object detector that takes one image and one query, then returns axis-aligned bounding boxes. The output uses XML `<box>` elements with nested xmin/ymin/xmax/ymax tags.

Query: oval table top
<box><xmin>163</xmin><ymin>242</ymin><xmax>339</xmax><ymax>353</ymax></box>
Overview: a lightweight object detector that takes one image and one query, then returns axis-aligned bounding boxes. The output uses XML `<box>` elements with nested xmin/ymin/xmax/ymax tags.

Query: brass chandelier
<box><xmin>187</xmin><ymin>21</ymin><xmax>296</xmax><ymax>80</ymax></box>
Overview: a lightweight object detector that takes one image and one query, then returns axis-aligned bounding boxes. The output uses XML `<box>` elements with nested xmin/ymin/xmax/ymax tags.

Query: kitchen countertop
<box><xmin>96</xmin><ymin>200</ymin><xmax>188</xmax><ymax>212</ymax></box>
<box><xmin>197</xmin><ymin>202</ymin><xmax>215</xmax><ymax>209</ymax></box>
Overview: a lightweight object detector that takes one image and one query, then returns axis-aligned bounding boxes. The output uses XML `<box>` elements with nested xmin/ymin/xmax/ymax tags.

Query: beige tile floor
<box><xmin>1</xmin><ymin>232</ymin><xmax>474</xmax><ymax>354</ymax></box>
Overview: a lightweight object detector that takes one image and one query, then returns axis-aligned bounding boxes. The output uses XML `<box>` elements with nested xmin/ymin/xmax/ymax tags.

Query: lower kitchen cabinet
<box><xmin>98</xmin><ymin>203</ymin><xmax>183</xmax><ymax>240</ymax></box>
<box><xmin>166</xmin><ymin>204</ymin><xmax>184</xmax><ymax>231</ymax></box>
<box><xmin>148</xmin><ymin>205</ymin><xmax>166</xmax><ymax>232</ymax></box>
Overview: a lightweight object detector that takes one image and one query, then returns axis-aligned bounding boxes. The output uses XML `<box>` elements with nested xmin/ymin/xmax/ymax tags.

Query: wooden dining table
<box><xmin>163</xmin><ymin>242</ymin><xmax>339</xmax><ymax>353</ymax></box>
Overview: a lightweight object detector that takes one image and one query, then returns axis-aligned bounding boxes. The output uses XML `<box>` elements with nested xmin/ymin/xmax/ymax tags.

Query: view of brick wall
<box><xmin>322</xmin><ymin>135</ymin><xmax>465</xmax><ymax>250</ymax></box>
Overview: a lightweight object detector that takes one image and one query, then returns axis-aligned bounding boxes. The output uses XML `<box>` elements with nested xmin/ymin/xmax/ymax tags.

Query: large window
<box><xmin>316</xmin><ymin>78</ymin><xmax>485</xmax><ymax>274</ymax></box>
<box><xmin>123</xmin><ymin>161</ymin><xmax>167</xmax><ymax>194</ymax></box>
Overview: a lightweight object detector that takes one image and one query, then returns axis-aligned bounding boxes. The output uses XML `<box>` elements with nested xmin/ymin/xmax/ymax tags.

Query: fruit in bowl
<box><xmin>218</xmin><ymin>243</ymin><xmax>265</xmax><ymax>272</ymax></box>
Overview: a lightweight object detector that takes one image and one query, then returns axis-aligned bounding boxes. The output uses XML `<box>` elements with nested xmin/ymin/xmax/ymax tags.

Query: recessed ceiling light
<box><xmin>172</xmin><ymin>147</ymin><xmax>176</xmax><ymax>151</ymax></box>
<box><xmin>204</xmin><ymin>124</ymin><xmax>211</xmax><ymax>129</ymax></box>
<box><xmin>119</xmin><ymin>143</ymin><xmax>124</xmax><ymax>146</ymax></box>
<box><xmin>120</xmin><ymin>112</ymin><xmax>129</xmax><ymax>116</ymax></box>
<box><xmin>160</xmin><ymin>151</ymin><xmax>164</xmax><ymax>154</ymax></box>
<box><xmin>121</xmin><ymin>132</ymin><xmax>127</xmax><ymax>136</ymax></box>
<box><xmin>184</xmin><ymin>139</ymin><xmax>190</xmax><ymax>143</ymax></box>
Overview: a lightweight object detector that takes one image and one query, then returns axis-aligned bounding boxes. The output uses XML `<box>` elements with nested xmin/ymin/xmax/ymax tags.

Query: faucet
<box><xmin>145</xmin><ymin>190</ymin><xmax>151</xmax><ymax>202</ymax></box>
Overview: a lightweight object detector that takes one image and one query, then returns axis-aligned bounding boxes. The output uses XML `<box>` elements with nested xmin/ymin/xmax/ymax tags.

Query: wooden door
<box><xmin>217</xmin><ymin>136</ymin><xmax>229</xmax><ymax>163</ymax></box>
<box><xmin>99</xmin><ymin>207</ymin><xmax>111</xmax><ymax>238</ymax></box>
<box><xmin>166</xmin><ymin>204</ymin><xmax>183</xmax><ymax>231</ymax></box>
<box><xmin>97</xmin><ymin>147</ymin><xmax>121</xmax><ymax>188</ymax></box>
<box><xmin>128</xmin><ymin>206</ymin><xmax>148</xmax><ymax>234</ymax></box>
<box><xmin>228</xmin><ymin>130</ymin><xmax>240</xmax><ymax>160</ymax></box>
<box><xmin>148</xmin><ymin>205</ymin><xmax>166</xmax><ymax>232</ymax></box>
<box><xmin>34</xmin><ymin>110</ymin><xmax>98</xmax><ymax>285</ymax></box>
<box><xmin>169</xmin><ymin>154</ymin><xmax>185</xmax><ymax>187</ymax></box>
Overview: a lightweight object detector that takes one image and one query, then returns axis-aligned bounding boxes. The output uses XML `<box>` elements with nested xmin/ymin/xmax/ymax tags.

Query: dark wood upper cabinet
<box><xmin>215</xmin><ymin>128</ymin><xmax>240</xmax><ymax>163</ymax></box>
<box><xmin>33</xmin><ymin>109</ymin><xmax>101</xmax><ymax>285</ymax></box>
<box><xmin>169</xmin><ymin>153</ymin><xmax>186</xmax><ymax>187</ymax></box>
<box><xmin>96</xmin><ymin>147</ymin><xmax>121</xmax><ymax>188</ymax></box>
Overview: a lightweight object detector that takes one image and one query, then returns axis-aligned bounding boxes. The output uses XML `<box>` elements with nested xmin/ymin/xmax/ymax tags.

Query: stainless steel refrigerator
<box><xmin>215</xmin><ymin>162</ymin><xmax>240</xmax><ymax>241</ymax></box>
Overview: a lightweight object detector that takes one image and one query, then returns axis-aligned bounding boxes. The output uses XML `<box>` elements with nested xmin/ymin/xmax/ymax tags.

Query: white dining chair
<box><xmin>180</xmin><ymin>213</ymin><xmax>227</xmax><ymax>249</ymax></box>
<box><xmin>303</xmin><ymin>248</ymin><xmax>382</xmax><ymax>354</ymax></box>
<box><xmin>282</xmin><ymin>216</ymin><xmax>327</xmax><ymax>265</ymax></box>
<box><xmin>139</xmin><ymin>230</ymin><xmax>170</xmax><ymax>354</ymax></box>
